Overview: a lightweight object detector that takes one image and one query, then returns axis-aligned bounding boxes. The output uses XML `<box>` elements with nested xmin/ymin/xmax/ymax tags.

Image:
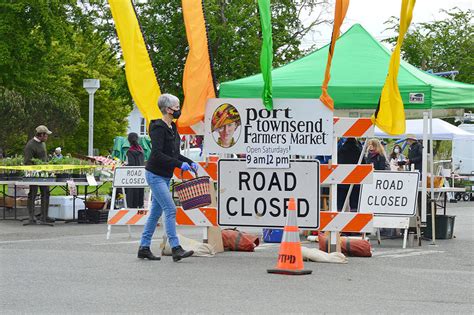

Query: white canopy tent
<box><xmin>375</xmin><ymin>118</ymin><xmax>474</xmax><ymax>140</ymax></box>
<box><xmin>373</xmin><ymin>115</ymin><xmax>472</xmax><ymax>243</ymax></box>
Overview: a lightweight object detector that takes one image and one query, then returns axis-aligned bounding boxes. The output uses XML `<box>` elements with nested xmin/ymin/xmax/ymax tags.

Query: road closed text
<box><xmin>359</xmin><ymin>172</ymin><xmax>420</xmax><ymax>217</ymax></box>
<box><xmin>224</xmin><ymin>171</ymin><xmax>309</xmax><ymax>217</ymax></box>
<box><xmin>218</xmin><ymin>160</ymin><xmax>320</xmax><ymax>228</ymax></box>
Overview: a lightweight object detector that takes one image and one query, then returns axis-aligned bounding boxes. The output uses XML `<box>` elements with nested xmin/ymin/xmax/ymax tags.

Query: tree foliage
<box><xmin>87</xmin><ymin>0</ymin><xmax>331</xmax><ymax>100</ymax></box>
<box><xmin>384</xmin><ymin>8</ymin><xmax>473</xmax><ymax>84</ymax></box>
<box><xmin>0</xmin><ymin>0</ymin><xmax>330</xmax><ymax>155</ymax></box>
<box><xmin>0</xmin><ymin>1</ymin><xmax>131</xmax><ymax>156</ymax></box>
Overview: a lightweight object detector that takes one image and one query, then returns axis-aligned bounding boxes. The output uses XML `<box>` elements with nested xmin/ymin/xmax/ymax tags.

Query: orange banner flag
<box><xmin>320</xmin><ymin>0</ymin><xmax>350</xmax><ymax>111</ymax></box>
<box><xmin>178</xmin><ymin>0</ymin><xmax>217</xmax><ymax>127</ymax></box>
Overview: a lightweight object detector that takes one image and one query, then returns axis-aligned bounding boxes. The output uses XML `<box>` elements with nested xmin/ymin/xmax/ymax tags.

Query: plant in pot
<box><xmin>50</xmin><ymin>156</ymin><xmax>71</xmax><ymax>181</ymax></box>
<box><xmin>70</xmin><ymin>157</ymin><xmax>92</xmax><ymax>181</ymax></box>
<box><xmin>85</xmin><ymin>195</ymin><xmax>106</xmax><ymax>210</ymax></box>
<box><xmin>1</xmin><ymin>156</ymin><xmax>25</xmax><ymax>180</ymax></box>
<box><xmin>25</xmin><ymin>158</ymin><xmax>52</xmax><ymax>182</ymax></box>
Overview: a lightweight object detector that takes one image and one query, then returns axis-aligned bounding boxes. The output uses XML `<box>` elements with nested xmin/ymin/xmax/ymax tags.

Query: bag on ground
<box><xmin>221</xmin><ymin>229</ymin><xmax>259</xmax><ymax>252</ymax></box>
<box><xmin>318</xmin><ymin>233</ymin><xmax>372</xmax><ymax>257</ymax></box>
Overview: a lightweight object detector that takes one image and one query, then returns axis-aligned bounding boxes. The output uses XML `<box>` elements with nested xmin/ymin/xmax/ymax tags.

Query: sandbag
<box><xmin>301</xmin><ymin>246</ymin><xmax>348</xmax><ymax>264</ymax></box>
<box><xmin>161</xmin><ymin>234</ymin><xmax>216</xmax><ymax>257</ymax></box>
<box><xmin>221</xmin><ymin>229</ymin><xmax>259</xmax><ymax>252</ymax></box>
<box><xmin>318</xmin><ymin>233</ymin><xmax>372</xmax><ymax>257</ymax></box>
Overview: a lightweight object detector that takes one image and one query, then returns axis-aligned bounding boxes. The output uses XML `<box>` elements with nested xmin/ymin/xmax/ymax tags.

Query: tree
<box><xmin>0</xmin><ymin>1</ymin><xmax>131</xmax><ymax>156</ymax></box>
<box><xmin>89</xmin><ymin>0</ymin><xmax>331</xmax><ymax>100</ymax></box>
<box><xmin>384</xmin><ymin>8</ymin><xmax>473</xmax><ymax>84</ymax></box>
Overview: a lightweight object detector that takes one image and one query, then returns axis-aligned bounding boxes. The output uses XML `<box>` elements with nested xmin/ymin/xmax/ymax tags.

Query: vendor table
<box><xmin>1</xmin><ymin>179</ymin><xmax>110</xmax><ymax>222</ymax></box>
<box><xmin>419</xmin><ymin>187</ymin><xmax>466</xmax><ymax>215</ymax></box>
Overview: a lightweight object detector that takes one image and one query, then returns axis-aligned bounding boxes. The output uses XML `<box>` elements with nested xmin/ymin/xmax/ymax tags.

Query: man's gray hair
<box><xmin>158</xmin><ymin>94</ymin><xmax>180</xmax><ymax>115</ymax></box>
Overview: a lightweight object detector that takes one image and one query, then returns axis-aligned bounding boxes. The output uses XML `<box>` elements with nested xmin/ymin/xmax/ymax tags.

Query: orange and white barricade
<box><xmin>173</xmin><ymin>161</ymin><xmax>218</xmax><ymax>181</ymax></box>
<box><xmin>176</xmin><ymin>207</ymin><xmax>218</xmax><ymax>226</ymax></box>
<box><xmin>107</xmin><ymin>165</ymin><xmax>219</xmax><ymax>239</ymax></box>
<box><xmin>108</xmin><ymin>209</ymin><xmax>150</xmax><ymax>226</ymax></box>
<box><xmin>319</xmin><ymin>212</ymin><xmax>373</xmax><ymax>233</ymax></box>
<box><xmin>333</xmin><ymin>117</ymin><xmax>374</xmax><ymax>138</ymax></box>
<box><xmin>320</xmin><ymin>164</ymin><xmax>373</xmax><ymax>184</ymax></box>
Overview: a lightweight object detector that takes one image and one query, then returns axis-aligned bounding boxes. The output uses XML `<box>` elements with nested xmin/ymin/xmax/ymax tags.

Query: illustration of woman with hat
<box><xmin>211</xmin><ymin>103</ymin><xmax>241</xmax><ymax>148</ymax></box>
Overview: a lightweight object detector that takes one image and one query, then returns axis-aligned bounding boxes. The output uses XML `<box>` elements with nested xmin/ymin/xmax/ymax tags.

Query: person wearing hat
<box><xmin>53</xmin><ymin>147</ymin><xmax>63</xmax><ymax>159</ymax></box>
<box><xmin>406</xmin><ymin>134</ymin><xmax>423</xmax><ymax>173</ymax></box>
<box><xmin>211</xmin><ymin>104</ymin><xmax>241</xmax><ymax>148</ymax></box>
<box><xmin>24</xmin><ymin>125</ymin><xmax>54</xmax><ymax>224</ymax></box>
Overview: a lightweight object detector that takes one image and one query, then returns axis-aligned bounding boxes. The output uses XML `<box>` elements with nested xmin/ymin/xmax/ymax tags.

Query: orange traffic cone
<box><xmin>267</xmin><ymin>198</ymin><xmax>312</xmax><ymax>275</ymax></box>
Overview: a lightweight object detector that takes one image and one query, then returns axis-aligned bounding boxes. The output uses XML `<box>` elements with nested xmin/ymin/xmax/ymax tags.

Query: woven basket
<box><xmin>174</xmin><ymin>171</ymin><xmax>211</xmax><ymax>210</ymax></box>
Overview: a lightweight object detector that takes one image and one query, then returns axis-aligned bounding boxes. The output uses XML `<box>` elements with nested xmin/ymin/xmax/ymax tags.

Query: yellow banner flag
<box><xmin>178</xmin><ymin>0</ymin><xmax>217</xmax><ymax>127</ymax></box>
<box><xmin>320</xmin><ymin>0</ymin><xmax>350</xmax><ymax>111</ymax></box>
<box><xmin>108</xmin><ymin>0</ymin><xmax>162</xmax><ymax>124</ymax></box>
<box><xmin>371</xmin><ymin>0</ymin><xmax>416</xmax><ymax>135</ymax></box>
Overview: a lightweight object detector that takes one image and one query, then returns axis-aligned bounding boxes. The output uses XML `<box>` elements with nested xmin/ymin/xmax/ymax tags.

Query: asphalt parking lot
<box><xmin>1</xmin><ymin>202</ymin><xmax>473</xmax><ymax>314</ymax></box>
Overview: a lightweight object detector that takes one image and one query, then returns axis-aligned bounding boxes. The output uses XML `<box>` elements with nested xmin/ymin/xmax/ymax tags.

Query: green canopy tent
<box><xmin>220</xmin><ymin>24</ymin><xmax>473</xmax><ymax>238</ymax></box>
<box><xmin>111</xmin><ymin>136</ymin><xmax>152</xmax><ymax>162</ymax></box>
<box><xmin>219</xmin><ymin>24</ymin><xmax>474</xmax><ymax>113</ymax></box>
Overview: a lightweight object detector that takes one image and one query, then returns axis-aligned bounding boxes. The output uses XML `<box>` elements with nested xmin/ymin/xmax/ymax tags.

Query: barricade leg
<box><xmin>328</xmin><ymin>231</ymin><xmax>338</xmax><ymax>253</ymax></box>
<box><xmin>402</xmin><ymin>228</ymin><xmax>408</xmax><ymax>249</ymax></box>
<box><xmin>416</xmin><ymin>216</ymin><xmax>422</xmax><ymax>246</ymax></box>
<box><xmin>107</xmin><ymin>225</ymin><xmax>112</xmax><ymax>240</ymax></box>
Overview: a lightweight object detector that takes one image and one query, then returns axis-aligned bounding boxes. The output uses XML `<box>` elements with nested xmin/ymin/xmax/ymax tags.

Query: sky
<box><xmin>301</xmin><ymin>0</ymin><xmax>473</xmax><ymax>49</ymax></box>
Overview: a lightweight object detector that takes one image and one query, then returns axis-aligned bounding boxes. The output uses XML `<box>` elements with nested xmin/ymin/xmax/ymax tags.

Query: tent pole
<box><xmin>429</xmin><ymin>110</ymin><xmax>436</xmax><ymax>245</ymax></box>
<box><xmin>421</xmin><ymin>112</ymin><xmax>428</xmax><ymax>238</ymax></box>
<box><xmin>330</xmin><ymin>132</ymin><xmax>338</xmax><ymax>212</ymax></box>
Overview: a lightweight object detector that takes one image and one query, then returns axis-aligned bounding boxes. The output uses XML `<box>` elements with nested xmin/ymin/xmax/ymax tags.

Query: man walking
<box><xmin>24</xmin><ymin>125</ymin><xmax>53</xmax><ymax>224</ymax></box>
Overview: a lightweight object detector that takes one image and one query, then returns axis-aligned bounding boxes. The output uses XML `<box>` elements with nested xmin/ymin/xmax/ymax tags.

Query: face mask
<box><xmin>171</xmin><ymin>109</ymin><xmax>181</xmax><ymax>119</ymax></box>
<box><xmin>394</xmin><ymin>148</ymin><xmax>400</xmax><ymax>154</ymax></box>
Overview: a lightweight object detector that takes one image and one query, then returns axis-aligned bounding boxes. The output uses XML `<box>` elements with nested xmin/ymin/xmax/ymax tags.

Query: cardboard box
<box><xmin>0</xmin><ymin>197</ymin><xmax>28</xmax><ymax>208</ymax></box>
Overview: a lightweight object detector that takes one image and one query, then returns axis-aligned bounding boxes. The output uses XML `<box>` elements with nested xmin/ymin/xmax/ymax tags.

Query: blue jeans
<box><xmin>140</xmin><ymin>171</ymin><xmax>179</xmax><ymax>248</ymax></box>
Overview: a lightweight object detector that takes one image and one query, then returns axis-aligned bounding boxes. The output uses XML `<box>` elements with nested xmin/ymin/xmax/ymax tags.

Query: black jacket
<box><xmin>145</xmin><ymin>119</ymin><xmax>193</xmax><ymax>178</ymax></box>
<box><xmin>366</xmin><ymin>153</ymin><xmax>389</xmax><ymax>170</ymax></box>
<box><xmin>408</xmin><ymin>141</ymin><xmax>423</xmax><ymax>172</ymax></box>
<box><xmin>127</xmin><ymin>148</ymin><xmax>145</xmax><ymax>167</ymax></box>
<box><xmin>337</xmin><ymin>139</ymin><xmax>365</xmax><ymax>164</ymax></box>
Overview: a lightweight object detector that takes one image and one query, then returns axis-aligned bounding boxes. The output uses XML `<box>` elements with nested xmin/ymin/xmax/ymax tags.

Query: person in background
<box><xmin>406</xmin><ymin>134</ymin><xmax>423</xmax><ymax>173</ymax></box>
<box><xmin>138</xmin><ymin>94</ymin><xmax>196</xmax><ymax>262</ymax></box>
<box><xmin>24</xmin><ymin>125</ymin><xmax>54</xmax><ymax>224</ymax></box>
<box><xmin>53</xmin><ymin>147</ymin><xmax>63</xmax><ymax>159</ymax></box>
<box><xmin>337</xmin><ymin>138</ymin><xmax>364</xmax><ymax>212</ymax></box>
<box><xmin>126</xmin><ymin>132</ymin><xmax>145</xmax><ymax>208</ymax></box>
<box><xmin>389</xmin><ymin>144</ymin><xmax>406</xmax><ymax>171</ymax></box>
<box><xmin>366</xmin><ymin>138</ymin><xmax>389</xmax><ymax>170</ymax></box>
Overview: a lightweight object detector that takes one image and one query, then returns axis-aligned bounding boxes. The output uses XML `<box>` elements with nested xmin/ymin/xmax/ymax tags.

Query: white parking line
<box><xmin>0</xmin><ymin>234</ymin><xmax>100</xmax><ymax>244</ymax></box>
<box><xmin>376</xmin><ymin>250</ymin><xmax>445</xmax><ymax>258</ymax></box>
<box><xmin>92</xmin><ymin>240</ymin><xmax>142</xmax><ymax>246</ymax></box>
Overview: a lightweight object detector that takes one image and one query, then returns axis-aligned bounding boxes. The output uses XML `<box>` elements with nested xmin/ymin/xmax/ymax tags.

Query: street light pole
<box><xmin>83</xmin><ymin>79</ymin><xmax>100</xmax><ymax>156</ymax></box>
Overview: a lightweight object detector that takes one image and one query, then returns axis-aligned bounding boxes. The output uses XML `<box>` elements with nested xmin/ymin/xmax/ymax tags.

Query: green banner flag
<box><xmin>258</xmin><ymin>0</ymin><xmax>273</xmax><ymax>110</ymax></box>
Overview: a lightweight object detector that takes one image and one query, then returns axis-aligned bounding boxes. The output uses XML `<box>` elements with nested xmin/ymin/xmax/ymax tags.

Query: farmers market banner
<box><xmin>204</xmin><ymin>98</ymin><xmax>333</xmax><ymax>155</ymax></box>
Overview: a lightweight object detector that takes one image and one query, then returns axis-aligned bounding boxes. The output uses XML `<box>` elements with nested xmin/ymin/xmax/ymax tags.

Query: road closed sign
<box><xmin>113</xmin><ymin>166</ymin><xmax>148</xmax><ymax>188</ymax></box>
<box><xmin>359</xmin><ymin>171</ymin><xmax>420</xmax><ymax>216</ymax></box>
<box><xmin>218</xmin><ymin>159</ymin><xmax>320</xmax><ymax>229</ymax></box>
